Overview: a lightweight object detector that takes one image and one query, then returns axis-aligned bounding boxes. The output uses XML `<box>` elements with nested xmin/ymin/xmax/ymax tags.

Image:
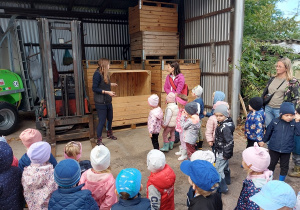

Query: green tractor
<box><xmin>0</xmin><ymin>69</ymin><xmax>24</xmax><ymax>135</ymax></box>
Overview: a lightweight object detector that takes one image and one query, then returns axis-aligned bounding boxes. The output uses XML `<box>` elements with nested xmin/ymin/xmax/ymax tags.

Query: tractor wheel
<box><xmin>0</xmin><ymin>102</ymin><xmax>19</xmax><ymax>136</ymax></box>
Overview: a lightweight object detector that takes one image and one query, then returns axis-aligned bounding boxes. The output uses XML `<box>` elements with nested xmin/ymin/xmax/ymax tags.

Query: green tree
<box><xmin>240</xmin><ymin>0</ymin><xmax>300</xmax><ymax>103</ymax></box>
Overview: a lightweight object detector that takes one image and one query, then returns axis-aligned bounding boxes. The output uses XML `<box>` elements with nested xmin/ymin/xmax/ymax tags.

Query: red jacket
<box><xmin>147</xmin><ymin>164</ymin><xmax>176</xmax><ymax>210</ymax></box>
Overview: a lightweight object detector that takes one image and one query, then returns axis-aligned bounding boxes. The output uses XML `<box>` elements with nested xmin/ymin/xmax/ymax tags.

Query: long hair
<box><xmin>98</xmin><ymin>58</ymin><xmax>110</xmax><ymax>84</ymax></box>
<box><xmin>169</xmin><ymin>61</ymin><xmax>181</xmax><ymax>76</ymax></box>
<box><xmin>276</xmin><ymin>57</ymin><xmax>293</xmax><ymax>81</ymax></box>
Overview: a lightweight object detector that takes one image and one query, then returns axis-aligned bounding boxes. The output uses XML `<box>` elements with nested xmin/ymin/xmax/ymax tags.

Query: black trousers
<box><xmin>246</xmin><ymin>139</ymin><xmax>259</xmax><ymax>148</ymax></box>
<box><xmin>268</xmin><ymin>149</ymin><xmax>291</xmax><ymax>176</ymax></box>
<box><xmin>95</xmin><ymin>103</ymin><xmax>113</xmax><ymax>138</ymax></box>
<box><xmin>151</xmin><ymin>133</ymin><xmax>159</xmax><ymax>149</ymax></box>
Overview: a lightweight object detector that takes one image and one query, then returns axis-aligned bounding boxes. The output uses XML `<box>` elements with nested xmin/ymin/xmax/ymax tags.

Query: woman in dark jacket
<box><xmin>92</xmin><ymin>58</ymin><xmax>118</xmax><ymax>145</ymax></box>
<box><xmin>262</xmin><ymin>57</ymin><xmax>300</xmax><ymax>127</ymax></box>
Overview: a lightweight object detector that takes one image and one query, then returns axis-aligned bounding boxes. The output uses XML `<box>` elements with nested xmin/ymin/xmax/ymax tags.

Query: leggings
<box><xmin>268</xmin><ymin>150</ymin><xmax>291</xmax><ymax>176</ymax></box>
<box><xmin>180</xmin><ymin>132</ymin><xmax>186</xmax><ymax>150</ymax></box>
<box><xmin>95</xmin><ymin>103</ymin><xmax>113</xmax><ymax>138</ymax></box>
<box><xmin>163</xmin><ymin>127</ymin><xmax>175</xmax><ymax>143</ymax></box>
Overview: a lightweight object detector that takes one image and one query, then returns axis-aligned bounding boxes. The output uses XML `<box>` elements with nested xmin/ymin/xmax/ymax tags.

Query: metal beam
<box><xmin>1</xmin><ymin>6</ymin><xmax>128</xmax><ymax>20</ymax></box>
<box><xmin>98</xmin><ymin>0</ymin><xmax>110</xmax><ymax>14</ymax></box>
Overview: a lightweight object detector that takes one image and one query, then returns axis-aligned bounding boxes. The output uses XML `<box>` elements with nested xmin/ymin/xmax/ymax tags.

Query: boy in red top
<box><xmin>146</xmin><ymin>149</ymin><xmax>176</xmax><ymax>210</ymax></box>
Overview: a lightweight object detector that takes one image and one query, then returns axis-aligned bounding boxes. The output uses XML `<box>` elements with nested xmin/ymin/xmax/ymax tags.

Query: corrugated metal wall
<box><xmin>184</xmin><ymin>0</ymin><xmax>233</xmax><ymax>111</ymax></box>
<box><xmin>0</xmin><ymin>15</ymin><xmax>129</xmax><ymax>72</ymax></box>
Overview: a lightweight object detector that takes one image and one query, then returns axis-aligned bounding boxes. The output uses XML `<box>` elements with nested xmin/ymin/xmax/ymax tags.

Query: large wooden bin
<box><xmin>130</xmin><ymin>31</ymin><xmax>179</xmax><ymax>59</ymax></box>
<box><xmin>83</xmin><ymin>60</ymin><xmax>151</xmax><ymax>127</ymax></box>
<box><xmin>128</xmin><ymin>0</ymin><xmax>178</xmax><ymax>34</ymax></box>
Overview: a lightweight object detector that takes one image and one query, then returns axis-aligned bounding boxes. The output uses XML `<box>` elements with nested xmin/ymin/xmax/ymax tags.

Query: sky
<box><xmin>276</xmin><ymin>0</ymin><xmax>300</xmax><ymax>20</ymax></box>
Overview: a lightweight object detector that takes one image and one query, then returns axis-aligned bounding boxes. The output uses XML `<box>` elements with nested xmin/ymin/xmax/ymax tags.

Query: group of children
<box><xmin>146</xmin><ymin>83</ymin><xmax>299</xmax><ymax>209</ymax></box>
<box><xmin>0</xmin><ymin>85</ymin><xmax>300</xmax><ymax>209</ymax></box>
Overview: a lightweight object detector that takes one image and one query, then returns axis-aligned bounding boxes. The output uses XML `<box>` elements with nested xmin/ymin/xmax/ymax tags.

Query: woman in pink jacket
<box><xmin>164</xmin><ymin>61</ymin><xmax>185</xmax><ymax>95</ymax></box>
<box><xmin>79</xmin><ymin>145</ymin><xmax>117</xmax><ymax>210</ymax></box>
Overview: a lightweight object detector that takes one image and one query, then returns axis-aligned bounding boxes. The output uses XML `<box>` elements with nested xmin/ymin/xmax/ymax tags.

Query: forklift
<box><xmin>0</xmin><ymin>17</ymin><xmax>95</xmax><ymax>154</ymax></box>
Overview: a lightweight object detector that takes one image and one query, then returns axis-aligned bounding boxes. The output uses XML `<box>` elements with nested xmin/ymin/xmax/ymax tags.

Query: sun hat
<box><xmin>250</xmin><ymin>180</ymin><xmax>296</xmax><ymax>209</ymax></box>
<box><xmin>116</xmin><ymin>168</ymin><xmax>142</xmax><ymax>199</ymax></box>
<box><xmin>180</xmin><ymin>160</ymin><xmax>219</xmax><ymax>191</ymax></box>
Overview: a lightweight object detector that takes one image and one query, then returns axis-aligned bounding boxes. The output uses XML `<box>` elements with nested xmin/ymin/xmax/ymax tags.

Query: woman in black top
<box><xmin>92</xmin><ymin>58</ymin><xmax>118</xmax><ymax>145</ymax></box>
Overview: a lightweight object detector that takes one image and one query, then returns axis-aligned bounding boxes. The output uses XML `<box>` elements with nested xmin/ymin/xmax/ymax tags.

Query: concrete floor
<box><xmin>6</xmin><ymin>112</ymin><xmax>300</xmax><ymax>210</ymax></box>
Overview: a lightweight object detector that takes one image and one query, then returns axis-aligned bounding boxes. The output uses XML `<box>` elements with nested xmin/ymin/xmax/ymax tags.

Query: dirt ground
<box><xmin>6</xmin><ymin>112</ymin><xmax>300</xmax><ymax>210</ymax></box>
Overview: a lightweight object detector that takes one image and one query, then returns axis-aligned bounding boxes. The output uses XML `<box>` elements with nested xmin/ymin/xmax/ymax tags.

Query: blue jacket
<box><xmin>111</xmin><ymin>194</ymin><xmax>151</xmax><ymax>210</ymax></box>
<box><xmin>193</xmin><ymin>97</ymin><xmax>205</xmax><ymax>119</ymax></box>
<box><xmin>0</xmin><ymin>142</ymin><xmax>23</xmax><ymax>210</ymax></box>
<box><xmin>263</xmin><ymin>118</ymin><xmax>300</xmax><ymax>153</ymax></box>
<box><xmin>48</xmin><ymin>184</ymin><xmax>98</xmax><ymax>210</ymax></box>
<box><xmin>294</xmin><ymin>135</ymin><xmax>300</xmax><ymax>155</ymax></box>
<box><xmin>18</xmin><ymin>152</ymin><xmax>57</xmax><ymax>172</ymax></box>
<box><xmin>244</xmin><ymin>108</ymin><xmax>265</xmax><ymax>142</ymax></box>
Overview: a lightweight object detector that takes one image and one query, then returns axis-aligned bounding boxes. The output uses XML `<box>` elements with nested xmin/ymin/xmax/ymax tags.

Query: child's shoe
<box><xmin>169</xmin><ymin>141</ymin><xmax>174</xmax><ymax>150</ymax></box>
<box><xmin>288</xmin><ymin>166</ymin><xmax>300</xmax><ymax>177</ymax></box>
<box><xmin>160</xmin><ymin>143</ymin><xmax>169</xmax><ymax>152</ymax></box>
<box><xmin>175</xmin><ymin>146</ymin><xmax>182</xmax><ymax>156</ymax></box>
<box><xmin>178</xmin><ymin>149</ymin><xmax>187</xmax><ymax>161</ymax></box>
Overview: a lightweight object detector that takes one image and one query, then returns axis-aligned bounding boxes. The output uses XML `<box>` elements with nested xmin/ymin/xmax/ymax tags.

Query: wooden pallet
<box><xmin>130</xmin><ymin>31</ymin><xmax>179</xmax><ymax>59</ymax></box>
<box><xmin>145</xmin><ymin>59</ymin><xmax>201</xmax><ymax>93</ymax></box>
<box><xmin>129</xmin><ymin>0</ymin><xmax>178</xmax><ymax>34</ymax></box>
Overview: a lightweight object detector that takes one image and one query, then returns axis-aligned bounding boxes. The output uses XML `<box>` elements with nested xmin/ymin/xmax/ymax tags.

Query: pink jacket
<box><xmin>148</xmin><ymin>107</ymin><xmax>164</xmax><ymax>134</ymax></box>
<box><xmin>175</xmin><ymin>108</ymin><xmax>184</xmax><ymax>133</ymax></box>
<box><xmin>205</xmin><ymin>101</ymin><xmax>230</xmax><ymax>143</ymax></box>
<box><xmin>79</xmin><ymin>169</ymin><xmax>117</xmax><ymax>210</ymax></box>
<box><xmin>164</xmin><ymin>73</ymin><xmax>185</xmax><ymax>94</ymax></box>
<box><xmin>22</xmin><ymin>163</ymin><xmax>58</xmax><ymax>210</ymax></box>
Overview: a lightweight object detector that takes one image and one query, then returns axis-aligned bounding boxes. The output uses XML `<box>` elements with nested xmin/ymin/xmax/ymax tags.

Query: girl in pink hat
<box><xmin>235</xmin><ymin>142</ymin><xmax>273</xmax><ymax>210</ymax></box>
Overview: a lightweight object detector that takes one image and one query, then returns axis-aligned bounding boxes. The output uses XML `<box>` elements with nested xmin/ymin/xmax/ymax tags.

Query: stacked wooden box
<box><xmin>129</xmin><ymin>0</ymin><xmax>179</xmax><ymax>60</ymax></box>
<box><xmin>145</xmin><ymin>59</ymin><xmax>201</xmax><ymax>110</ymax></box>
<box><xmin>83</xmin><ymin>60</ymin><xmax>151</xmax><ymax>127</ymax></box>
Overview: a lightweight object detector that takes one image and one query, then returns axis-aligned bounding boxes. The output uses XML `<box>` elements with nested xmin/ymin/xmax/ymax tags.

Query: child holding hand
<box><xmin>148</xmin><ymin>94</ymin><xmax>164</xmax><ymax>149</ymax></box>
<box><xmin>235</xmin><ymin>142</ymin><xmax>273</xmax><ymax>210</ymax></box>
<box><xmin>260</xmin><ymin>102</ymin><xmax>300</xmax><ymax>181</ymax></box>
<box><xmin>161</xmin><ymin>92</ymin><xmax>179</xmax><ymax>152</ymax></box>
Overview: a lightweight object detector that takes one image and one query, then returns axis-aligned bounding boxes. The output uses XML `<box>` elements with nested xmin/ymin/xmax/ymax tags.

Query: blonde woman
<box><xmin>262</xmin><ymin>57</ymin><xmax>299</xmax><ymax>126</ymax></box>
<box><xmin>92</xmin><ymin>58</ymin><xmax>118</xmax><ymax>145</ymax></box>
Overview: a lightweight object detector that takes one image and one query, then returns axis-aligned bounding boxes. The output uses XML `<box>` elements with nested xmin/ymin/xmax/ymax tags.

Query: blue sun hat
<box><xmin>115</xmin><ymin>168</ymin><xmax>142</xmax><ymax>199</ymax></box>
<box><xmin>250</xmin><ymin>180</ymin><xmax>296</xmax><ymax>210</ymax></box>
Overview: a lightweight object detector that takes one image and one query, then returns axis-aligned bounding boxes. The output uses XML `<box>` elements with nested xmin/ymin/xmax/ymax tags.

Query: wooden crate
<box><xmin>130</xmin><ymin>31</ymin><xmax>179</xmax><ymax>59</ymax></box>
<box><xmin>128</xmin><ymin>0</ymin><xmax>178</xmax><ymax>34</ymax></box>
<box><xmin>126</xmin><ymin>60</ymin><xmax>144</xmax><ymax>70</ymax></box>
<box><xmin>83</xmin><ymin>62</ymin><xmax>151</xmax><ymax>127</ymax></box>
<box><xmin>145</xmin><ymin>59</ymin><xmax>201</xmax><ymax>93</ymax></box>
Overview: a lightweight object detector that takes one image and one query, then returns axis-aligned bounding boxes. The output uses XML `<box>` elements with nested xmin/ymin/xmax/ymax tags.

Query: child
<box><xmin>175</xmin><ymin>94</ymin><xmax>188</xmax><ymax>160</ymax></box>
<box><xmin>205</xmin><ymin>101</ymin><xmax>229</xmax><ymax>148</ymax></box>
<box><xmin>244</xmin><ymin>97</ymin><xmax>265</xmax><ymax>148</ymax></box>
<box><xmin>250</xmin><ymin>180</ymin><xmax>297</xmax><ymax>210</ymax></box>
<box><xmin>235</xmin><ymin>142</ymin><xmax>273</xmax><ymax>210</ymax></box>
<box><xmin>147</xmin><ymin>149</ymin><xmax>176</xmax><ymax>210</ymax></box>
<box><xmin>161</xmin><ymin>92</ymin><xmax>179</xmax><ymax>152</ymax></box>
<box><xmin>112</xmin><ymin>168</ymin><xmax>151</xmax><ymax>210</ymax></box>
<box><xmin>205</xmin><ymin>91</ymin><xmax>225</xmax><ymax>117</ymax></box>
<box><xmin>79</xmin><ymin>145</ymin><xmax>117</xmax><ymax>209</ymax></box>
<box><xmin>214</xmin><ymin>104</ymin><xmax>235</xmax><ymax>193</ymax></box>
<box><xmin>191</xmin><ymin>85</ymin><xmax>205</xmax><ymax>150</ymax></box>
<box><xmin>186</xmin><ymin>150</ymin><xmax>216</xmax><ymax>207</ymax></box>
<box><xmin>289</xmin><ymin>106</ymin><xmax>300</xmax><ymax>178</ymax></box>
<box><xmin>148</xmin><ymin>94</ymin><xmax>164</xmax><ymax>149</ymax></box>
<box><xmin>0</xmin><ymin>141</ymin><xmax>23</xmax><ymax>210</ymax></box>
<box><xmin>0</xmin><ymin>136</ymin><xmax>19</xmax><ymax>167</ymax></box>
<box><xmin>22</xmin><ymin>141</ymin><xmax>58</xmax><ymax>209</ymax></box>
<box><xmin>180</xmin><ymin>160</ymin><xmax>222</xmax><ymax>210</ymax></box>
<box><xmin>49</xmin><ymin>159</ymin><xmax>98</xmax><ymax>210</ymax></box>
<box><xmin>18</xmin><ymin>128</ymin><xmax>57</xmax><ymax>171</ymax></box>
<box><xmin>64</xmin><ymin>141</ymin><xmax>92</xmax><ymax>174</ymax></box>
<box><xmin>182</xmin><ymin>102</ymin><xmax>201</xmax><ymax>159</ymax></box>
<box><xmin>260</xmin><ymin>102</ymin><xmax>300</xmax><ymax>181</ymax></box>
